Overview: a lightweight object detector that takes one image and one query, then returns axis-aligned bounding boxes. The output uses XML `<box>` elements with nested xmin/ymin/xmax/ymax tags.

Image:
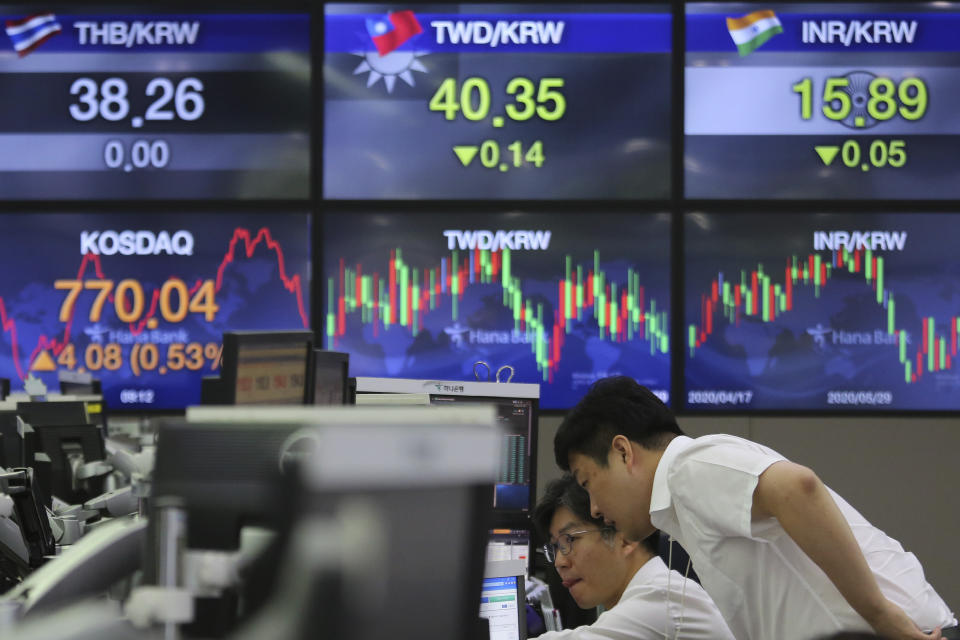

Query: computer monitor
<box><xmin>0</xmin><ymin>411</ymin><xmax>24</xmax><ymax>469</ymax></box>
<box><xmin>480</xmin><ymin>560</ymin><xmax>528</xmax><ymax>640</ymax></box>
<box><xmin>58</xmin><ymin>371</ymin><xmax>101</xmax><ymax>396</ymax></box>
<box><xmin>355</xmin><ymin>378</ymin><xmax>539</xmax><ymax>514</ymax></box>
<box><xmin>153</xmin><ymin>417</ymin><xmax>303</xmax><ymax>551</ymax></box>
<box><xmin>16</xmin><ymin>401</ymin><xmax>90</xmax><ymax>428</ymax></box>
<box><xmin>200</xmin><ymin>376</ymin><xmax>225</xmax><ymax>406</ymax></box>
<box><xmin>308</xmin><ymin>350</ymin><xmax>349</xmax><ymax>406</ymax></box>
<box><xmin>176</xmin><ymin>405</ymin><xmax>500</xmax><ymax>639</ymax></box>
<box><xmin>346</xmin><ymin>377</ymin><xmax>357</xmax><ymax>405</ymax></box>
<box><xmin>51</xmin><ymin>395</ymin><xmax>106</xmax><ymax>432</ymax></box>
<box><xmin>30</xmin><ymin>425</ymin><xmax>105</xmax><ymax>505</ymax></box>
<box><xmin>151</xmin><ymin>411</ymin><xmax>319</xmax><ymax>636</ymax></box>
<box><xmin>218</xmin><ymin>331</ymin><xmax>314</xmax><ymax>405</ymax></box>
<box><xmin>487</xmin><ymin>529</ymin><xmax>530</xmax><ymax>569</ymax></box>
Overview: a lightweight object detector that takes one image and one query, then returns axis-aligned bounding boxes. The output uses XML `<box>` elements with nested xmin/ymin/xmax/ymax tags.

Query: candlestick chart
<box><xmin>324</xmin><ymin>212</ymin><xmax>671</xmax><ymax>408</ymax></box>
<box><xmin>685</xmin><ymin>212</ymin><xmax>960</xmax><ymax>410</ymax></box>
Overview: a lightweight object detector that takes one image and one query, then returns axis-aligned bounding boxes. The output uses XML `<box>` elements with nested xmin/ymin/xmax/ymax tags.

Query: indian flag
<box><xmin>726</xmin><ymin>10</ymin><xmax>782</xmax><ymax>56</ymax></box>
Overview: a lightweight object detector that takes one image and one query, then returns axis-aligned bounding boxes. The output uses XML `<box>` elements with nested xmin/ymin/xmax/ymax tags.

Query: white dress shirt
<box><xmin>534</xmin><ymin>556</ymin><xmax>735</xmax><ymax>640</ymax></box>
<box><xmin>649</xmin><ymin>434</ymin><xmax>957</xmax><ymax>640</ymax></box>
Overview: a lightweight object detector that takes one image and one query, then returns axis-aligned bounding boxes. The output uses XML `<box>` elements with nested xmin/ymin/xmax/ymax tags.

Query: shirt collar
<box><xmin>632</xmin><ymin>554</ymin><xmax>666</xmax><ymax>586</ymax></box>
<box><xmin>613</xmin><ymin>556</ymin><xmax>666</xmax><ymax>607</ymax></box>
<box><xmin>649</xmin><ymin>435</ymin><xmax>694</xmax><ymax>514</ymax></box>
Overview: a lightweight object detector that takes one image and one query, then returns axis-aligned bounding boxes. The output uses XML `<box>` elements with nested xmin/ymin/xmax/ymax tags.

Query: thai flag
<box><xmin>5</xmin><ymin>13</ymin><xmax>62</xmax><ymax>57</ymax></box>
<box><xmin>365</xmin><ymin>11</ymin><xmax>422</xmax><ymax>56</ymax></box>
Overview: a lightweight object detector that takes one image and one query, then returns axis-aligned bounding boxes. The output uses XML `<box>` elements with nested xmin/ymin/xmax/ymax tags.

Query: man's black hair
<box><xmin>533</xmin><ymin>474</ymin><xmax>658</xmax><ymax>555</ymax></box>
<box><xmin>554</xmin><ymin>376</ymin><xmax>683</xmax><ymax>471</ymax></box>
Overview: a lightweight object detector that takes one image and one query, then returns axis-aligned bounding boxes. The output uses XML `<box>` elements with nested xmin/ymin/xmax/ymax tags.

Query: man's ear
<box><xmin>611</xmin><ymin>435</ymin><xmax>633</xmax><ymax>467</ymax></box>
<box><xmin>618</xmin><ymin>535</ymin><xmax>640</xmax><ymax>557</ymax></box>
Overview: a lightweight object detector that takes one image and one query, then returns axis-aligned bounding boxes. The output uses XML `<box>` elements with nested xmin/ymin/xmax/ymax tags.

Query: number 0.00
<box><xmin>104</xmin><ymin>140</ymin><xmax>170</xmax><ymax>169</ymax></box>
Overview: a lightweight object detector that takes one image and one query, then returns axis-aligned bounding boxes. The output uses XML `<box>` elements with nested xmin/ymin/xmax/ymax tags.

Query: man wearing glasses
<box><xmin>531</xmin><ymin>475</ymin><xmax>734</xmax><ymax>639</ymax></box>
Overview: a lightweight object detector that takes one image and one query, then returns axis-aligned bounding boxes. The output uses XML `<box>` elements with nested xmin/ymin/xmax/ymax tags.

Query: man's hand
<box><xmin>870</xmin><ymin>600</ymin><xmax>942</xmax><ymax>640</ymax></box>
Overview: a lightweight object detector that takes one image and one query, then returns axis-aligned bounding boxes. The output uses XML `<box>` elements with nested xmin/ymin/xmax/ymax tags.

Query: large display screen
<box><xmin>0</xmin><ymin>213</ymin><xmax>310</xmax><ymax>410</ymax></box>
<box><xmin>324</xmin><ymin>212</ymin><xmax>671</xmax><ymax>409</ymax></box>
<box><xmin>685</xmin><ymin>212</ymin><xmax>960</xmax><ymax>411</ymax></box>
<box><xmin>324</xmin><ymin>4</ymin><xmax>672</xmax><ymax>199</ymax></box>
<box><xmin>0</xmin><ymin>10</ymin><xmax>310</xmax><ymax>199</ymax></box>
<box><xmin>686</xmin><ymin>3</ymin><xmax>960</xmax><ymax>199</ymax></box>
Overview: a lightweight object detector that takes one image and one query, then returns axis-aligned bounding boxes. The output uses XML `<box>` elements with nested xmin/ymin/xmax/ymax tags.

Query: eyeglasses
<box><xmin>541</xmin><ymin>528</ymin><xmax>607</xmax><ymax>563</ymax></box>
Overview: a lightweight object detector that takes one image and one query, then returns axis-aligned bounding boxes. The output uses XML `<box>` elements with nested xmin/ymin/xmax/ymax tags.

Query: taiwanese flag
<box><xmin>365</xmin><ymin>11</ymin><xmax>422</xmax><ymax>56</ymax></box>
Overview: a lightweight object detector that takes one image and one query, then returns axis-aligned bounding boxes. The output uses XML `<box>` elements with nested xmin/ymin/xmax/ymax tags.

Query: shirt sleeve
<box><xmin>669</xmin><ymin>439</ymin><xmax>784</xmax><ymax>540</ymax></box>
<box><xmin>531</xmin><ymin>603</ymin><xmax>671</xmax><ymax>640</ymax></box>
<box><xmin>531</xmin><ymin>585</ymin><xmax>735</xmax><ymax>640</ymax></box>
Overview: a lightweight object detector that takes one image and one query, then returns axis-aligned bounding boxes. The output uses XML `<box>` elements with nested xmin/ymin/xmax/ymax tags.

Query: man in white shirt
<box><xmin>555</xmin><ymin>376</ymin><xmax>957</xmax><ymax>640</ymax></box>
<box><xmin>531</xmin><ymin>475</ymin><xmax>735</xmax><ymax>640</ymax></box>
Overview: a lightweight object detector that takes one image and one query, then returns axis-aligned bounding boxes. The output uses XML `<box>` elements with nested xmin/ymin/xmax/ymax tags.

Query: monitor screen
<box><xmin>0</xmin><ymin>212</ymin><xmax>311</xmax><ymax>410</ymax></box>
<box><xmin>323</xmin><ymin>211</ymin><xmax>671</xmax><ymax>409</ymax></box>
<box><xmin>487</xmin><ymin>529</ymin><xmax>530</xmax><ymax>567</ymax></box>
<box><xmin>233</xmin><ymin>338</ymin><xmax>311</xmax><ymax>405</ymax></box>
<box><xmin>324</xmin><ymin>3</ymin><xmax>672</xmax><ymax>199</ymax></box>
<box><xmin>480</xmin><ymin>574</ymin><xmax>526</xmax><ymax>640</ymax></box>
<box><xmin>684</xmin><ymin>212</ymin><xmax>960</xmax><ymax>411</ymax></box>
<box><xmin>433</xmin><ymin>395</ymin><xmax>534</xmax><ymax>512</ymax></box>
<box><xmin>686</xmin><ymin>2</ymin><xmax>960</xmax><ymax>199</ymax></box>
<box><xmin>0</xmin><ymin>9</ymin><xmax>309</xmax><ymax>199</ymax></box>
